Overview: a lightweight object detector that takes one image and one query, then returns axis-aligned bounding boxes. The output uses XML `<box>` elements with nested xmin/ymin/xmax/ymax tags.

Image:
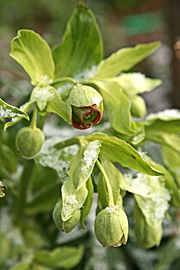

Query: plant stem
<box><xmin>14</xmin><ymin>159</ymin><xmax>35</xmax><ymax>225</ymax></box>
<box><xmin>54</xmin><ymin>137</ymin><xmax>81</xmax><ymax>150</ymax></box>
<box><xmin>96</xmin><ymin>159</ymin><xmax>114</xmax><ymax>208</ymax></box>
<box><xmin>30</xmin><ymin>105</ymin><xmax>37</xmax><ymax>129</ymax></box>
<box><xmin>51</xmin><ymin>77</ymin><xmax>77</xmax><ymax>87</ymax></box>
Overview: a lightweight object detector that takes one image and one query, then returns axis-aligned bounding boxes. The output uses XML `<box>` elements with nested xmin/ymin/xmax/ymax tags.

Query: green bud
<box><xmin>68</xmin><ymin>84</ymin><xmax>103</xmax><ymax>130</ymax></box>
<box><xmin>134</xmin><ymin>202</ymin><xmax>162</xmax><ymax>248</ymax></box>
<box><xmin>130</xmin><ymin>95</ymin><xmax>146</xmax><ymax>118</ymax></box>
<box><xmin>16</xmin><ymin>127</ymin><xmax>44</xmax><ymax>159</ymax></box>
<box><xmin>94</xmin><ymin>206</ymin><xmax>128</xmax><ymax>247</ymax></box>
<box><xmin>53</xmin><ymin>201</ymin><xmax>81</xmax><ymax>233</ymax></box>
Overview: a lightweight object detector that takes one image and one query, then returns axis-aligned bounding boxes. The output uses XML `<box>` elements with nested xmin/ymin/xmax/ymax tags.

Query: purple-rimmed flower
<box><xmin>68</xmin><ymin>84</ymin><xmax>103</xmax><ymax>130</ymax></box>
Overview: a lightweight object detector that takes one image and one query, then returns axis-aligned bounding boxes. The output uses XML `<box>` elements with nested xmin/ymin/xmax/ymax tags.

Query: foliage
<box><xmin>0</xmin><ymin>2</ymin><xmax>180</xmax><ymax>270</ymax></box>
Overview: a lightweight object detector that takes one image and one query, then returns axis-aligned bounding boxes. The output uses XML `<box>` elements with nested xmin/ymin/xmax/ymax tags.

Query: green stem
<box><xmin>14</xmin><ymin>159</ymin><xmax>35</xmax><ymax>225</ymax></box>
<box><xmin>51</xmin><ymin>77</ymin><xmax>78</xmax><ymax>87</ymax></box>
<box><xmin>144</xmin><ymin>136</ymin><xmax>180</xmax><ymax>156</ymax></box>
<box><xmin>54</xmin><ymin>137</ymin><xmax>81</xmax><ymax>150</ymax></box>
<box><xmin>96</xmin><ymin>159</ymin><xmax>114</xmax><ymax>207</ymax></box>
<box><xmin>30</xmin><ymin>105</ymin><xmax>37</xmax><ymax>129</ymax></box>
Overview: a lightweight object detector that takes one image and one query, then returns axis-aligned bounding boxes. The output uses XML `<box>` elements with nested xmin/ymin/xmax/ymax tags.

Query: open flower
<box><xmin>68</xmin><ymin>84</ymin><xmax>103</xmax><ymax>130</ymax></box>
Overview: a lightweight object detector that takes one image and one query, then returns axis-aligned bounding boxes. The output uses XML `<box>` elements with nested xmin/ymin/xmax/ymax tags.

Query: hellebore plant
<box><xmin>1</xmin><ymin>2</ymin><xmax>180</xmax><ymax>270</ymax></box>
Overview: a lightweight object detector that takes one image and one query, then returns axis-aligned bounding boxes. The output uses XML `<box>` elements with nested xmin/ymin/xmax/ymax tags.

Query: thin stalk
<box><xmin>30</xmin><ymin>105</ymin><xmax>37</xmax><ymax>129</ymax></box>
<box><xmin>51</xmin><ymin>77</ymin><xmax>77</xmax><ymax>87</ymax></box>
<box><xmin>96</xmin><ymin>159</ymin><xmax>114</xmax><ymax>208</ymax></box>
<box><xmin>14</xmin><ymin>159</ymin><xmax>35</xmax><ymax>225</ymax></box>
<box><xmin>54</xmin><ymin>137</ymin><xmax>81</xmax><ymax>150</ymax></box>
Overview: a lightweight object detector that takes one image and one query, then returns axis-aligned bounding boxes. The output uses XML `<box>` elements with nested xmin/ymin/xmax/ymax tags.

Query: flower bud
<box><xmin>134</xmin><ymin>202</ymin><xmax>162</xmax><ymax>248</ymax></box>
<box><xmin>53</xmin><ymin>201</ymin><xmax>80</xmax><ymax>233</ymax></box>
<box><xmin>68</xmin><ymin>84</ymin><xmax>103</xmax><ymax>130</ymax></box>
<box><xmin>94</xmin><ymin>206</ymin><xmax>128</xmax><ymax>247</ymax></box>
<box><xmin>130</xmin><ymin>95</ymin><xmax>146</xmax><ymax>118</ymax></box>
<box><xmin>16</xmin><ymin>127</ymin><xmax>44</xmax><ymax>159</ymax></box>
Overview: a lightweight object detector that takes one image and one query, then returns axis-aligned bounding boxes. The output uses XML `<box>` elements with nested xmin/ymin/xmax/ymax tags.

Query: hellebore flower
<box><xmin>94</xmin><ymin>206</ymin><xmax>128</xmax><ymax>247</ymax></box>
<box><xmin>68</xmin><ymin>84</ymin><xmax>103</xmax><ymax>130</ymax></box>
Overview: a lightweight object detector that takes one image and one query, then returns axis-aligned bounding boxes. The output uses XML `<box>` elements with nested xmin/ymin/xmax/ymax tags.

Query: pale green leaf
<box><xmin>86</xmin><ymin>132</ymin><xmax>162</xmax><ymax>176</ymax></box>
<box><xmin>30</xmin><ymin>84</ymin><xmax>69</xmax><ymax>122</ymax></box>
<box><xmin>52</xmin><ymin>3</ymin><xmax>103</xmax><ymax>81</ymax></box>
<box><xmin>89</xmin><ymin>78</ymin><xmax>135</xmax><ymax>135</ymax></box>
<box><xmin>134</xmin><ymin>174</ymin><xmax>171</xmax><ymax>228</ymax></box>
<box><xmin>93</xmin><ymin>41</ymin><xmax>161</xmax><ymax>79</ymax></box>
<box><xmin>113</xmin><ymin>73</ymin><xmax>161</xmax><ymax>97</ymax></box>
<box><xmin>68</xmin><ymin>139</ymin><xmax>101</xmax><ymax>189</ymax></box>
<box><xmin>4</xmin><ymin>101</ymin><xmax>32</xmax><ymax>131</ymax></box>
<box><xmin>10</xmin><ymin>30</ymin><xmax>54</xmax><ymax>85</ymax></box>
<box><xmin>35</xmin><ymin>137</ymin><xmax>78</xmax><ymax>182</ymax></box>
<box><xmin>34</xmin><ymin>246</ymin><xmax>84</xmax><ymax>269</ymax></box>
<box><xmin>61</xmin><ymin>178</ymin><xmax>88</xmax><ymax>221</ymax></box>
<box><xmin>144</xmin><ymin>109</ymin><xmax>180</xmax><ymax>135</ymax></box>
<box><xmin>10</xmin><ymin>262</ymin><xmax>32</xmax><ymax>270</ymax></box>
<box><xmin>0</xmin><ymin>98</ymin><xmax>29</xmax><ymax>122</ymax></box>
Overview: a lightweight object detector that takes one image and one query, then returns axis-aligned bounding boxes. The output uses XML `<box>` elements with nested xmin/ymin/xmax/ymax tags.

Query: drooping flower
<box><xmin>68</xmin><ymin>84</ymin><xmax>103</xmax><ymax>130</ymax></box>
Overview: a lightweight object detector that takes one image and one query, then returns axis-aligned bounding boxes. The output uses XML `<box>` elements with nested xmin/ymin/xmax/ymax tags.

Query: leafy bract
<box><xmin>10</xmin><ymin>30</ymin><xmax>54</xmax><ymax>85</ymax></box>
<box><xmin>68</xmin><ymin>139</ymin><xmax>101</xmax><ymax>189</ymax></box>
<box><xmin>52</xmin><ymin>2</ymin><xmax>103</xmax><ymax>81</ymax></box>
<box><xmin>35</xmin><ymin>137</ymin><xmax>78</xmax><ymax>183</ymax></box>
<box><xmin>34</xmin><ymin>246</ymin><xmax>84</xmax><ymax>269</ymax></box>
<box><xmin>4</xmin><ymin>101</ymin><xmax>32</xmax><ymax>131</ymax></box>
<box><xmin>0</xmin><ymin>98</ymin><xmax>29</xmax><ymax>122</ymax></box>
<box><xmin>30</xmin><ymin>85</ymin><xmax>69</xmax><ymax>122</ymax></box>
<box><xmin>86</xmin><ymin>133</ymin><xmax>162</xmax><ymax>176</ymax></box>
<box><xmin>113</xmin><ymin>73</ymin><xmax>161</xmax><ymax>97</ymax></box>
<box><xmin>80</xmin><ymin>177</ymin><xmax>94</xmax><ymax>229</ymax></box>
<box><xmin>134</xmin><ymin>174</ymin><xmax>170</xmax><ymax>228</ymax></box>
<box><xmin>144</xmin><ymin>109</ymin><xmax>180</xmax><ymax>135</ymax></box>
<box><xmin>93</xmin><ymin>41</ymin><xmax>161</xmax><ymax>79</ymax></box>
<box><xmin>89</xmin><ymin>78</ymin><xmax>135</xmax><ymax>135</ymax></box>
<box><xmin>61</xmin><ymin>178</ymin><xmax>88</xmax><ymax>221</ymax></box>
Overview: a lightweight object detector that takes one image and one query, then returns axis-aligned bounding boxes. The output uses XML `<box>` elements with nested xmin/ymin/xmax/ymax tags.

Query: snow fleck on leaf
<box><xmin>145</xmin><ymin>109</ymin><xmax>180</xmax><ymax>123</ymax></box>
<box><xmin>81</xmin><ymin>140</ymin><xmax>101</xmax><ymax>171</ymax></box>
<box><xmin>124</xmin><ymin>173</ymin><xmax>151</xmax><ymax>197</ymax></box>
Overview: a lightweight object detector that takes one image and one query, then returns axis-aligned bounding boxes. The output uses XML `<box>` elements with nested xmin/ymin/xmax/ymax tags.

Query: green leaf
<box><xmin>144</xmin><ymin>109</ymin><xmax>180</xmax><ymax>135</ymax></box>
<box><xmin>0</xmin><ymin>98</ymin><xmax>29</xmax><ymax>122</ymax></box>
<box><xmin>86</xmin><ymin>132</ymin><xmax>162</xmax><ymax>176</ymax></box>
<box><xmin>93</xmin><ymin>41</ymin><xmax>161</xmax><ymax>79</ymax></box>
<box><xmin>0</xmin><ymin>144</ymin><xmax>17</xmax><ymax>173</ymax></box>
<box><xmin>89</xmin><ymin>78</ymin><xmax>135</xmax><ymax>135</ymax></box>
<box><xmin>52</xmin><ymin>2</ymin><xmax>103</xmax><ymax>81</ymax></box>
<box><xmin>34</xmin><ymin>246</ymin><xmax>84</xmax><ymax>269</ymax></box>
<box><xmin>97</xmin><ymin>159</ymin><xmax>126</xmax><ymax>210</ymax></box>
<box><xmin>10</xmin><ymin>262</ymin><xmax>32</xmax><ymax>270</ymax></box>
<box><xmin>35</xmin><ymin>137</ymin><xmax>78</xmax><ymax>182</ymax></box>
<box><xmin>4</xmin><ymin>101</ymin><xmax>32</xmax><ymax>131</ymax></box>
<box><xmin>134</xmin><ymin>174</ymin><xmax>170</xmax><ymax>228</ymax></box>
<box><xmin>113</xmin><ymin>73</ymin><xmax>161</xmax><ymax>97</ymax></box>
<box><xmin>30</xmin><ymin>84</ymin><xmax>69</xmax><ymax>122</ymax></box>
<box><xmin>68</xmin><ymin>139</ymin><xmax>101</xmax><ymax>189</ymax></box>
<box><xmin>80</xmin><ymin>177</ymin><xmax>94</xmax><ymax>229</ymax></box>
<box><xmin>10</xmin><ymin>30</ymin><xmax>54</xmax><ymax>85</ymax></box>
<box><xmin>61</xmin><ymin>178</ymin><xmax>88</xmax><ymax>221</ymax></box>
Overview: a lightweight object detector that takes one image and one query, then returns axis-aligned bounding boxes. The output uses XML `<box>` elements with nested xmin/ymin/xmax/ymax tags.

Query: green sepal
<box><xmin>10</xmin><ymin>30</ymin><xmax>54</xmax><ymax>85</ymax></box>
<box><xmin>130</xmin><ymin>95</ymin><xmax>147</xmax><ymax>118</ymax></box>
